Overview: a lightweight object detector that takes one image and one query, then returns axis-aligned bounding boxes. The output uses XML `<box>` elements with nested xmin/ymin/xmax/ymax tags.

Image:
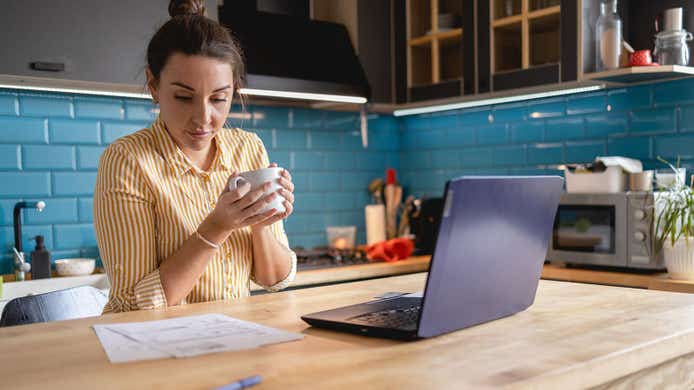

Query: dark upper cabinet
<box><xmin>0</xmin><ymin>0</ymin><xmax>217</xmax><ymax>87</ymax></box>
<box><xmin>394</xmin><ymin>0</ymin><xmax>579</xmax><ymax>102</ymax></box>
<box><xmin>394</xmin><ymin>0</ymin><xmax>476</xmax><ymax>103</ymax></box>
<box><xmin>480</xmin><ymin>0</ymin><xmax>578</xmax><ymax>92</ymax></box>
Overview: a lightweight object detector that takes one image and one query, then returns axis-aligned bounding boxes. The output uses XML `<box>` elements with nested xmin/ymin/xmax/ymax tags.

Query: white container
<box><xmin>655</xmin><ymin>168</ymin><xmax>687</xmax><ymax>189</ymax></box>
<box><xmin>565</xmin><ymin>165</ymin><xmax>626</xmax><ymax>193</ymax></box>
<box><xmin>365</xmin><ymin>204</ymin><xmax>387</xmax><ymax>245</ymax></box>
<box><xmin>55</xmin><ymin>258</ymin><xmax>96</xmax><ymax>276</ymax></box>
<box><xmin>664</xmin><ymin>7</ymin><xmax>684</xmax><ymax>32</ymax></box>
<box><xmin>664</xmin><ymin>239</ymin><xmax>694</xmax><ymax>280</ymax></box>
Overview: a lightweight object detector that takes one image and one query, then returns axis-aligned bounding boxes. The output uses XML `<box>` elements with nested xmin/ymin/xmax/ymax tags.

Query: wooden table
<box><xmin>4</xmin><ymin>273</ymin><xmax>694</xmax><ymax>389</ymax></box>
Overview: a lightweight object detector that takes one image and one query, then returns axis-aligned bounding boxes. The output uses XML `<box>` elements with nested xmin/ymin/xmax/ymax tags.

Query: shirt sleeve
<box><xmin>94</xmin><ymin>145</ymin><xmax>167</xmax><ymax>313</ymax></box>
<box><xmin>248</xmin><ymin>133</ymin><xmax>297</xmax><ymax>292</ymax></box>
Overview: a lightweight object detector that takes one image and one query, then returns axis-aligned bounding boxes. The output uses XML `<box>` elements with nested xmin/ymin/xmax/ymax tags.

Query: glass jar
<box><xmin>595</xmin><ymin>0</ymin><xmax>622</xmax><ymax>71</ymax></box>
<box><xmin>654</xmin><ymin>31</ymin><xmax>693</xmax><ymax>66</ymax></box>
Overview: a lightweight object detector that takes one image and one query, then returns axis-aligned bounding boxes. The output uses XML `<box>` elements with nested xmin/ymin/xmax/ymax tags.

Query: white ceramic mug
<box><xmin>227</xmin><ymin>167</ymin><xmax>286</xmax><ymax>213</ymax></box>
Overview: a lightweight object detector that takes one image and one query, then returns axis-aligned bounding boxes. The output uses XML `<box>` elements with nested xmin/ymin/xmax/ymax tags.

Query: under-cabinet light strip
<box><xmin>0</xmin><ymin>83</ymin><xmax>368</xmax><ymax>104</ymax></box>
<box><xmin>393</xmin><ymin>85</ymin><xmax>605</xmax><ymax>117</ymax></box>
<box><xmin>0</xmin><ymin>83</ymin><xmax>152</xmax><ymax>99</ymax></box>
<box><xmin>238</xmin><ymin>88</ymin><xmax>368</xmax><ymax>104</ymax></box>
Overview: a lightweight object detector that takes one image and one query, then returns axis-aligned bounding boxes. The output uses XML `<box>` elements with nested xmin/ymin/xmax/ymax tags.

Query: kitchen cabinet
<box><xmin>480</xmin><ymin>0</ymin><xmax>578</xmax><ymax>91</ymax></box>
<box><xmin>394</xmin><ymin>0</ymin><xmax>476</xmax><ymax>102</ymax></box>
<box><xmin>580</xmin><ymin>0</ymin><xmax>694</xmax><ymax>82</ymax></box>
<box><xmin>0</xmin><ymin>0</ymin><xmax>217</xmax><ymax>89</ymax></box>
<box><xmin>394</xmin><ymin>0</ymin><xmax>577</xmax><ymax>102</ymax></box>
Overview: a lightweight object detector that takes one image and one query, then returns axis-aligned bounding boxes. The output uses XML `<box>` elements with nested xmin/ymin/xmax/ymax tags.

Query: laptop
<box><xmin>301</xmin><ymin>176</ymin><xmax>564</xmax><ymax>340</ymax></box>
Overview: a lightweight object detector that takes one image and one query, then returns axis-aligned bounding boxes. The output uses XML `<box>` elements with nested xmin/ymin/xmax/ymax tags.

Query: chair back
<box><xmin>0</xmin><ymin>285</ymin><xmax>107</xmax><ymax>327</ymax></box>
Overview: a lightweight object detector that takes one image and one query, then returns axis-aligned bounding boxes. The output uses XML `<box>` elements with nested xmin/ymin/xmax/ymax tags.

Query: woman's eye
<box><xmin>175</xmin><ymin>96</ymin><xmax>192</xmax><ymax>101</ymax></box>
<box><xmin>212</xmin><ymin>98</ymin><xmax>227</xmax><ymax>103</ymax></box>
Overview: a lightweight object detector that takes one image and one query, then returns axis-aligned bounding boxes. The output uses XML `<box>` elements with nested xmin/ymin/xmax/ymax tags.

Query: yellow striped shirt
<box><xmin>93</xmin><ymin>115</ymin><xmax>296</xmax><ymax>314</ymax></box>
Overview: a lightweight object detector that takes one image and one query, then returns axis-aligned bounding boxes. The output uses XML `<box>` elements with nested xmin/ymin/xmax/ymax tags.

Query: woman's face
<box><xmin>148</xmin><ymin>53</ymin><xmax>234</xmax><ymax>153</ymax></box>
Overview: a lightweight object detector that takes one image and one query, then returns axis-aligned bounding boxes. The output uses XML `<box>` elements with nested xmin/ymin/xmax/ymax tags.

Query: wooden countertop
<box><xmin>4</xmin><ymin>274</ymin><xmax>694</xmax><ymax>389</ymax></box>
<box><xmin>541</xmin><ymin>263</ymin><xmax>694</xmax><ymax>294</ymax></box>
<box><xmin>251</xmin><ymin>256</ymin><xmax>431</xmax><ymax>291</ymax></box>
<box><xmin>278</xmin><ymin>255</ymin><xmax>694</xmax><ymax>295</ymax></box>
<box><xmin>7</xmin><ymin>255</ymin><xmax>694</xmax><ymax>297</ymax></box>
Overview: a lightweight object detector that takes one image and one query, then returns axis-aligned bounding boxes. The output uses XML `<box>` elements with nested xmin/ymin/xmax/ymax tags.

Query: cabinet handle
<box><xmin>29</xmin><ymin>62</ymin><xmax>65</xmax><ymax>72</ymax></box>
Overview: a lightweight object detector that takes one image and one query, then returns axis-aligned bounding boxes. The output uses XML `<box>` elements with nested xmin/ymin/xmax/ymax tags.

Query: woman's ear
<box><xmin>145</xmin><ymin>67</ymin><xmax>159</xmax><ymax>103</ymax></box>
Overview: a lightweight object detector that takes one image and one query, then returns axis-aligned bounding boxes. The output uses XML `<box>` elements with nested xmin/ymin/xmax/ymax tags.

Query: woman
<box><xmin>94</xmin><ymin>0</ymin><xmax>296</xmax><ymax>313</ymax></box>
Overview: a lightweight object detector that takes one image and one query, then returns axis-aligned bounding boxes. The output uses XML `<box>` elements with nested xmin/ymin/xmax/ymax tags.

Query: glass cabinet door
<box><xmin>490</xmin><ymin>0</ymin><xmax>561</xmax><ymax>77</ymax></box>
<box><xmin>406</xmin><ymin>0</ymin><xmax>465</xmax><ymax>101</ymax></box>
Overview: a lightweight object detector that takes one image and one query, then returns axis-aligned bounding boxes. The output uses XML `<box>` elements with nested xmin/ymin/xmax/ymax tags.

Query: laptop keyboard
<box><xmin>350</xmin><ymin>304</ymin><xmax>422</xmax><ymax>330</ymax></box>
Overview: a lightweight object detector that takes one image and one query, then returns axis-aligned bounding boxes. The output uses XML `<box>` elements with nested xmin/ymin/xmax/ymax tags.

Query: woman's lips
<box><xmin>188</xmin><ymin>130</ymin><xmax>211</xmax><ymax>139</ymax></box>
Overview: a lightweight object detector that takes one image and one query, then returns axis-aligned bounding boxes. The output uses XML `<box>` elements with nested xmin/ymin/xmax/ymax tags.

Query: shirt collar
<box><xmin>150</xmin><ymin>115</ymin><xmax>231</xmax><ymax>176</ymax></box>
<box><xmin>214</xmin><ymin>131</ymin><xmax>232</xmax><ymax>171</ymax></box>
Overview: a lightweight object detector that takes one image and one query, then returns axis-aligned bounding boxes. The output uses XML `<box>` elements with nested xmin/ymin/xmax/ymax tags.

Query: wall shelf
<box><xmin>492</xmin><ymin>15</ymin><xmax>522</xmax><ymax>27</ymax></box>
<box><xmin>583</xmin><ymin>65</ymin><xmax>694</xmax><ymax>84</ymax></box>
<box><xmin>408</xmin><ymin>28</ymin><xmax>463</xmax><ymax>47</ymax></box>
<box><xmin>528</xmin><ymin>5</ymin><xmax>560</xmax><ymax>20</ymax></box>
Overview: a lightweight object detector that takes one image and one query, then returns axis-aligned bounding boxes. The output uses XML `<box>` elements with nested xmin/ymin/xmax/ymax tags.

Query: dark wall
<box><xmin>225</xmin><ymin>0</ymin><xmax>310</xmax><ymax>17</ymax></box>
<box><xmin>257</xmin><ymin>0</ymin><xmax>310</xmax><ymax>17</ymax></box>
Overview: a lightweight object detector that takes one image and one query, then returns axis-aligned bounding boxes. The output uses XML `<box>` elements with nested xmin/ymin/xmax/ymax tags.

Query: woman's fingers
<box><xmin>243</xmin><ymin>208</ymin><xmax>278</xmax><ymax>226</ymax></box>
<box><xmin>240</xmin><ymin>192</ymin><xmax>277</xmax><ymax>219</ymax></box>
<box><xmin>278</xmin><ymin>177</ymin><xmax>294</xmax><ymax>193</ymax></box>
<box><xmin>247</xmin><ymin>200</ymin><xmax>293</xmax><ymax>228</ymax></box>
<box><xmin>236</xmin><ymin>182</ymin><xmax>271</xmax><ymax>208</ymax></box>
<box><xmin>281</xmin><ymin>169</ymin><xmax>292</xmax><ymax>181</ymax></box>
<box><xmin>278</xmin><ymin>188</ymin><xmax>294</xmax><ymax>203</ymax></box>
<box><xmin>268</xmin><ymin>162</ymin><xmax>278</xmax><ymax>168</ymax></box>
<box><xmin>277</xmin><ymin>200</ymin><xmax>293</xmax><ymax>219</ymax></box>
<box><xmin>222</xmin><ymin>182</ymin><xmax>250</xmax><ymax>203</ymax></box>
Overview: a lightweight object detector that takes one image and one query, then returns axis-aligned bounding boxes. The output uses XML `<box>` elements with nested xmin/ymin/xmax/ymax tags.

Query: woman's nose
<box><xmin>191</xmin><ymin>101</ymin><xmax>212</xmax><ymax>126</ymax></box>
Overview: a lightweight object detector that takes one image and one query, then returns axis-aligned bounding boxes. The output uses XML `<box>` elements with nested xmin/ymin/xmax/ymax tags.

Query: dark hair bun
<box><xmin>168</xmin><ymin>0</ymin><xmax>206</xmax><ymax>18</ymax></box>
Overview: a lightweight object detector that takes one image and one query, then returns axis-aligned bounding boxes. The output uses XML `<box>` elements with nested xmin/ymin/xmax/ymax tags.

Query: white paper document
<box><xmin>93</xmin><ymin>313</ymin><xmax>303</xmax><ymax>363</ymax></box>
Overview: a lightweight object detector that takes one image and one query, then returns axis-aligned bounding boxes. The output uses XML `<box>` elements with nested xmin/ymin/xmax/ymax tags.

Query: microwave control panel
<box><xmin>627</xmin><ymin>193</ymin><xmax>663</xmax><ymax>268</ymax></box>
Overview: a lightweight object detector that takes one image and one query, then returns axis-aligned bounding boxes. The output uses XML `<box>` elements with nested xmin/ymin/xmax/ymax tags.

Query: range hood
<box><xmin>219</xmin><ymin>7</ymin><xmax>371</xmax><ymax>104</ymax></box>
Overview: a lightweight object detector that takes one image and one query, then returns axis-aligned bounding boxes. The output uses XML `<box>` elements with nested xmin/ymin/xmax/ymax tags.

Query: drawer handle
<box><xmin>29</xmin><ymin>61</ymin><xmax>65</xmax><ymax>72</ymax></box>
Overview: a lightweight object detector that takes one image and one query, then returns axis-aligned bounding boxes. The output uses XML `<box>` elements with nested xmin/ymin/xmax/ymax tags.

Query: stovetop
<box><xmin>294</xmin><ymin>247</ymin><xmax>370</xmax><ymax>271</ymax></box>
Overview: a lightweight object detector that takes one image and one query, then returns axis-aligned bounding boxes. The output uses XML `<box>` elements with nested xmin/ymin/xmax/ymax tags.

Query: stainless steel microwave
<box><xmin>547</xmin><ymin>193</ymin><xmax>664</xmax><ymax>270</ymax></box>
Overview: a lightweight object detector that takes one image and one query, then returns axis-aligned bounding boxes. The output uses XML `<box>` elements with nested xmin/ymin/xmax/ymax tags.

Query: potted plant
<box><xmin>653</xmin><ymin>157</ymin><xmax>694</xmax><ymax>280</ymax></box>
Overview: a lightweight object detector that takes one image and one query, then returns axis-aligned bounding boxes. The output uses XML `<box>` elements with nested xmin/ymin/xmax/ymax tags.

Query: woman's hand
<box><xmin>200</xmin><ymin>173</ymin><xmax>280</xmax><ymax>243</ymax></box>
<box><xmin>251</xmin><ymin>163</ymin><xmax>295</xmax><ymax>229</ymax></box>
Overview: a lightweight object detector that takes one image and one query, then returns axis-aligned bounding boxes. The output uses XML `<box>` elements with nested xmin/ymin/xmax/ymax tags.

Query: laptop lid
<box><xmin>417</xmin><ymin>176</ymin><xmax>563</xmax><ymax>338</ymax></box>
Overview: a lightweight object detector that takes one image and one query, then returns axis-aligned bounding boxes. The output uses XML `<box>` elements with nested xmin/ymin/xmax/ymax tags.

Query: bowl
<box><xmin>55</xmin><ymin>258</ymin><xmax>96</xmax><ymax>277</ymax></box>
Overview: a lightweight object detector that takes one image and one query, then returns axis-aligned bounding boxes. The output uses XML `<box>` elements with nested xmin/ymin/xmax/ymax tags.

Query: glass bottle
<box><xmin>595</xmin><ymin>0</ymin><xmax>622</xmax><ymax>71</ymax></box>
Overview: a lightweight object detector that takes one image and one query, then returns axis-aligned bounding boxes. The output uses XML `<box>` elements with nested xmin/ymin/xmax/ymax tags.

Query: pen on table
<box><xmin>214</xmin><ymin>375</ymin><xmax>262</xmax><ymax>390</ymax></box>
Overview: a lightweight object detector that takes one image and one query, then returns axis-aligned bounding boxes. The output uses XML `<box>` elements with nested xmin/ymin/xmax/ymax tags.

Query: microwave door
<box><xmin>548</xmin><ymin>195</ymin><xmax>627</xmax><ymax>266</ymax></box>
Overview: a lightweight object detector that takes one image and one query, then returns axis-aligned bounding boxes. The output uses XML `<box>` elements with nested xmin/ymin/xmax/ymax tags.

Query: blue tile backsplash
<box><xmin>2</xmin><ymin>77</ymin><xmax>694</xmax><ymax>274</ymax></box>
<box><xmin>0</xmin><ymin>89</ymin><xmax>397</xmax><ymax>274</ymax></box>
<box><xmin>399</xmin><ymin>78</ymin><xmax>694</xmax><ymax>198</ymax></box>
